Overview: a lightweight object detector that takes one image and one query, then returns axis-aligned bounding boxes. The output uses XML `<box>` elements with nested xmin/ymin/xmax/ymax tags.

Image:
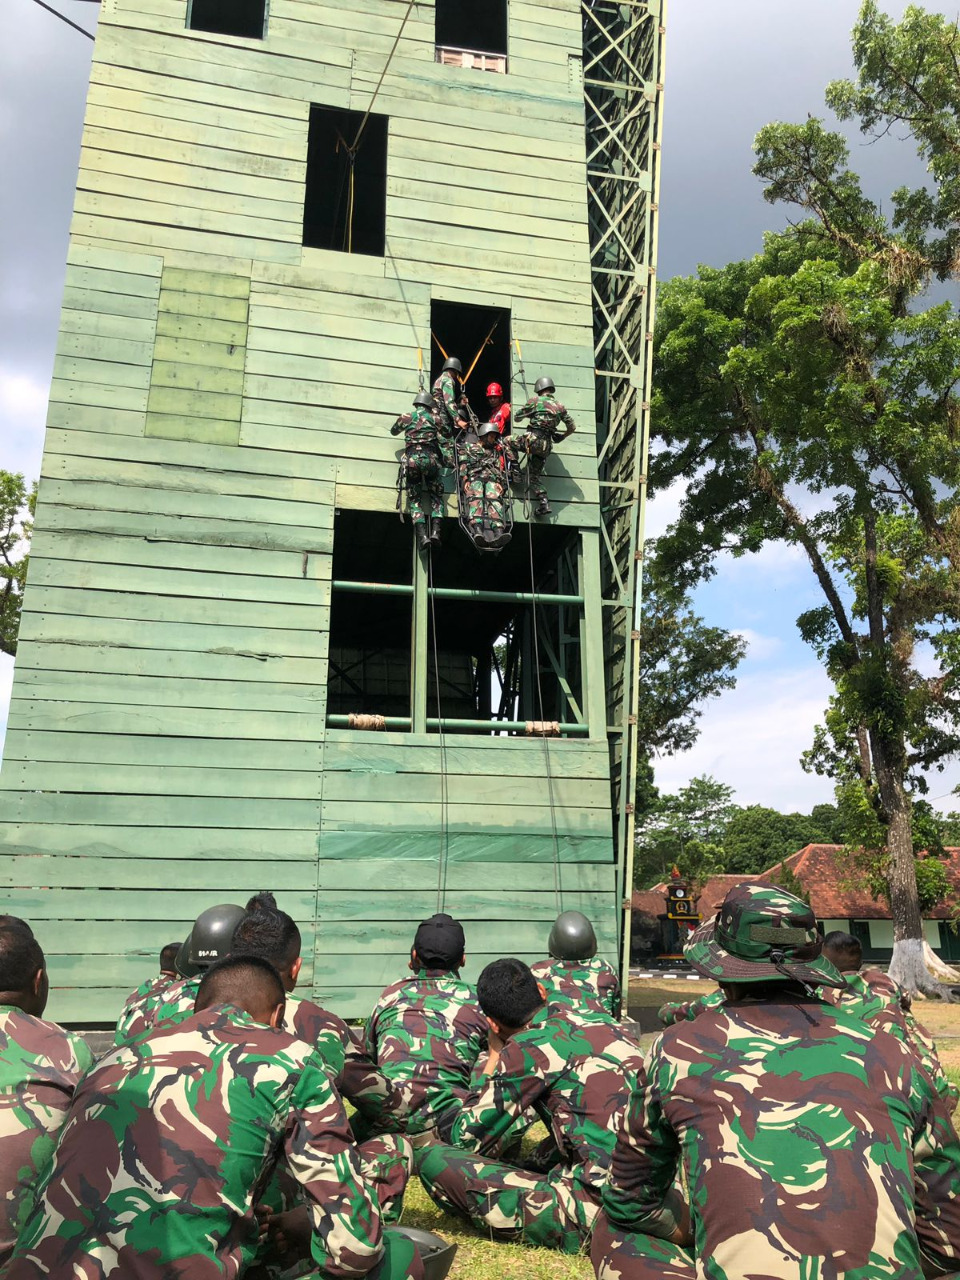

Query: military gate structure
<box><xmin>0</xmin><ymin>0</ymin><xmax>664</xmax><ymax>1020</ymax></box>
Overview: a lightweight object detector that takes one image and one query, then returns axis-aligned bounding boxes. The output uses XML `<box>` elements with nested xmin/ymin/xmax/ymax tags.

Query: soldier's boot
<box><xmin>416</xmin><ymin>525</ymin><xmax>431</xmax><ymax>550</ymax></box>
<box><xmin>429</xmin><ymin>519</ymin><xmax>442</xmax><ymax>546</ymax></box>
<box><xmin>536</xmin><ymin>497</ymin><xmax>552</xmax><ymax>516</ymax></box>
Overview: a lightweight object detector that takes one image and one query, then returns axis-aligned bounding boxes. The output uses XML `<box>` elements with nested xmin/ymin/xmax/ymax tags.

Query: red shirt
<box><xmin>489</xmin><ymin>401</ymin><xmax>511</xmax><ymax>433</ymax></box>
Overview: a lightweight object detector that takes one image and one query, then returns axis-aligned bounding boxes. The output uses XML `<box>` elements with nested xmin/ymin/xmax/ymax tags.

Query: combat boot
<box><xmin>536</xmin><ymin>497</ymin><xmax>552</xmax><ymax>516</ymax></box>
<box><xmin>429</xmin><ymin>520</ymin><xmax>442</xmax><ymax>546</ymax></box>
<box><xmin>416</xmin><ymin>525</ymin><xmax>431</xmax><ymax>550</ymax></box>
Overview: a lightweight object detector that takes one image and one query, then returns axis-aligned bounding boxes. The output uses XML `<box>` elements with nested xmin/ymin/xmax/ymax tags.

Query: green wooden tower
<box><xmin>0</xmin><ymin>0</ymin><xmax>664</xmax><ymax>1020</ymax></box>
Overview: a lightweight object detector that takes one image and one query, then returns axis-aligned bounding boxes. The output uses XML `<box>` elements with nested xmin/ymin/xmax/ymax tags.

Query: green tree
<box><xmin>723</xmin><ymin>805</ymin><xmax>834</xmax><ymax>876</ymax></box>
<box><xmin>1</xmin><ymin>472</ymin><xmax>35</xmax><ymax>658</ymax></box>
<box><xmin>633</xmin><ymin>775</ymin><xmax>737</xmax><ymax>888</ymax></box>
<box><xmin>651</xmin><ymin>11</ymin><xmax>960</xmax><ymax>991</ymax></box>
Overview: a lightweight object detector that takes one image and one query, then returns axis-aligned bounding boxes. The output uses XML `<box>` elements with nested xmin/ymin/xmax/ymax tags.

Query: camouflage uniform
<box><xmin>530</xmin><ymin>956</ymin><xmax>621</xmax><ymax>1021</ymax></box>
<box><xmin>114</xmin><ymin>972</ymin><xmax>176</xmax><ymax>1046</ymax></box>
<box><xmin>391</xmin><ymin>406</ymin><xmax>445</xmax><ymax>527</ymax></box>
<box><xmin>417</xmin><ymin>1009</ymin><xmax>646</xmax><ymax>1253</ymax></box>
<box><xmin>593</xmin><ymin>884</ymin><xmax>960</xmax><ymax>1280</ymax></box>
<box><xmin>512</xmin><ymin>395</ymin><xmax>575</xmax><ymax>505</ymax></box>
<box><xmin>365</xmin><ymin>968</ymin><xmax>487</xmax><ymax>1141</ymax></box>
<box><xmin>824</xmin><ymin>968</ymin><xmax>960</xmax><ymax>1109</ymax></box>
<box><xmin>0</xmin><ymin>1009</ymin><xmax>94</xmax><ymax>1265</ymax></box>
<box><xmin>432</xmin><ymin>370</ymin><xmax>465</xmax><ymax>438</ymax></box>
<box><xmin>656</xmin><ymin>986</ymin><xmax>725</xmax><ymax>1027</ymax></box>
<box><xmin>456</xmin><ymin>439</ymin><xmax>510</xmax><ymax>540</ymax></box>
<box><xmin>115</xmin><ymin>970</ymin><xmax>201</xmax><ymax>1045</ymax></box>
<box><xmin>6</xmin><ymin>1006</ymin><xmax>421</xmax><ymax>1280</ymax></box>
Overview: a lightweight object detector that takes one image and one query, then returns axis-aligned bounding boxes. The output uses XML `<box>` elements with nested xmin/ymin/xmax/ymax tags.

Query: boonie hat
<box><xmin>686</xmin><ymin>882</ymin><xmax>845</xmax><ymax>989</ymax></box>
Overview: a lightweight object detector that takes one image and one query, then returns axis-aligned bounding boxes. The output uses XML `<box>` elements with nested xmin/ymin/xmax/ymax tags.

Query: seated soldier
<box><xmin>114</xmin><ymin>940</ymin><xmax>180</xmax><ymax>1046</ymax></box>
<box><xmin>530</xmin><ymin>911</ymin><xmax>621</xmax><ymax>1019</ymax></box>
<box><xmin>365</xmin><ymin>914</ymin><xmax>487</xmax><ymax>1143</ymax></box>
<box><xmin>591</xmin><ymin>884</ymin><xmax>960</xmax><ymax>1280</ymax></box>
<box><xmin>0</xmin><ymin>925</ymin><xmax>94</xmax><ymax>1266</ymax></box>
<box><xmin>417</xmin><ymin>957</ymin><xmax>646</xmax><ymax>1254</ymax></box>
<box><xmin>114</xmin><ymin>902</ymin><xmax>246</xmax><ymax>1045</ymax></box>
<box><xmin>457</xmin><ymin>422</ymin><xmax>512</xmax><ymax>550</ymax></box>
<box><xmin>821</xmin><ymin>929</ymin><xmax>958</xmax><ymax>1107</ymax></box>
<box><xmin>6</xmin><ymin>956</ymin><xmax>426</xmax><ymax>1280</ymax></box>
<box><xmin>231</xmin><ymin>892</ymin><xmax>411</xmax><ymax>1226</ymax></box>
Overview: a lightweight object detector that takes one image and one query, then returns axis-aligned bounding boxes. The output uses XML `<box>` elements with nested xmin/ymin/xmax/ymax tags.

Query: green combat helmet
<box><xmin>686</xmin><ymin>882</ymin><xmax>846</xmax><ymax>990</ymax></box>
<box><xmin>174</xmin><ymin>930</ymin><xmax>200</xmax><ymax>979</ymax></box>
<box><xmin>390</xmin><ymin>1227</ymin><xmax>457</xmax><ymax>1280</ymax></box>
<box><xmin>534</xmin><ymin>375</ymin><xmax>556</xmax><ymax>394</ymax></box>
<box><xmin>548</xmin><ymin>910</ymin><xmax>598</xmax><ymax>962</ymax></box>
<box><xmin>414</xmin><ymin>390</ymin><xmax>435</xmax><ymax>409</ymax></box>
<box><xmin>477</xmin><ymin>422</ymin><xmax>500</xmax><ymax>440</ymax></box>
<box><xmin>441</xmin><ymin>357</ymin><xmax>462</xmax><ymax>375</ymax></box>
<box><xmin>183</xmin><ymin>903</ymin><xmax>247</xmax><ymax>971</ymax></box>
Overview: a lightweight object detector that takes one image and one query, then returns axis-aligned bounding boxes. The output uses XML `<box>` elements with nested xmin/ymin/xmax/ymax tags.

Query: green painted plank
<box><xmin>28</xmin><ymin>548</ymin><xmax>329</xmax><ymax>594</ymax></box>
<box><xmin>60</xmin><ymin>310</ymin><xmax>158</xmax><ymax>343</ymax></box>
<box><xmin>83</xmin><ymin>101</ymin><xmax>308</xmax><ymax>162</ymax></box>
<box><xmin>2</xmin><ymin>792</ymin><xmax>322</xmax><ymax>829</ymax></box>
<box><xmin>306</xmin><ymin>919</ymin><xmax>618</xmax><ymax>955</ymax></box>
<box><xmin>149</xmin><ymin>361</ymin><xmax>245</xmax><ymax>396</ymax></box>
<box><xmin>67</xmin><ymin>242</ymin><xmax>164</xmax><ymax>276</ymax></box>
<box><xmin>22</xmin><ymin>585</ymin><xmax>331</xmax><ymax>633</ymax></box>
<box><xmin>321</xmin><ymin>739</ymin><xmax>611</xmax><ymax>778</ymax></box>
<box><xmin>56</xmin><ymin>332</ymin><xmax>154</xmax><ymax>366</ymax></box>
<box><xmin>0</xmin><ymin>888</ymin><xmax>317</xmax><ymax>921</ymax></box>
<box><xmin>52</xmin><ymin>356</ymin><xmax>152</xmax><ymax>389</ymax></box>
<box><xmin>308</xmin><ymin>890</ymin><xmax>611</xmax><ymax>921</ymax></box>
<box><xmin>157</xmin><ymin>290</ymin><xmax>249</xmax><ymax>322</ymax></box>
<box><xmin>155</xmin><ymin>311</ymin><xmax>249</xmax><ymax>345</ymax></box>
<box><xmin>80</xmin><ymin>167</ymin><xmax>303</xmax><ymax>227</ymax></box>
<box><xmin>48</xmin><ymin>380</ymin><xmax>150</xmax><ymax>413</ymax></box>
<box><xmin>322</xmin><ymin>772</ymin><xmax>610</xmax><ymax>808</ymax></box>
<box><xmin>35</xmin><ymin>504</ymin><xmax>334</xmax><ymax>554</ymax></box>
<box><xmin>318</xmin><ymin>859</ymin><xmax>615</xmax><ymax>893</ymax></box>
<box><xmin>70</xmin><ymin>213</ymin><xmax>303</xmax><ymax>267</ymax></box>
<box><xmin>161</xmin><ymin>268</ymin><xmax>250</xmax><ymax>298</ymax></box>
<box><xmin>7</xmin><ymin>696</ymin><xmax>325</xmax><ymax>739</ymax></box>
<box><xmin>321</xmin><ymin>803</ymin><xmax>611</xmax><ymax>837</ymax></box>
<box><xmin>12</xmin><ymin>671</ymin><xmax>325</xmax><ymax>713</ymax></box>
<box><xmin>3</xmin><ymin>731</ymin><xmax>321</xmax><ymax>770</ymax></box>
<box><xmin>17</xmin><ymin>613</ymin><xmax>330</xmax><ymax>660</ymax></box>
<box><xmin>90</xmin><ymin>58</ymin><xmax>310</xmax><ymax>122</ymax></box>
<box><xmin>0</xmin><ymin>824</ymin><xmax>317</xmax><ymax>861</ymax></box>
<box><xmin>64</xmin><ymin>264</ymin><xmax>161</xmax><ymax>298</ymax></box>
<box><xmin>153</xmin><ymin>336</ymin><xmax>246</xmax><ymax>369</ymax></box>
<box><xmin>317</xmin><ymin>829</ymin><xmax>613</xmax><ymax>863</ymax></box>
<box><xmin>5</xmin><ymin>761</ymin><xmax>321</xmax><ymax>800</ymax></box>
<box><xmin>81</xmin><ymin>123</ymin><xmax>306</xmax><ymax>182</ymax></box>
<box><xmin>0</xmin><ymin>859</ymin><xmax>317</xmax><ymax>896</ymax></box>
<box><xmin>60</xmin><ymin>286</ymin><xmax>159</xmax><ymax>321</ymax></box>
<box><xmin>144</xmin><ymin>415</ymin><xmax>241</xmax><ymax>446</ymax></box>
<box><xmin>46</xmin><ymin>403</ymin><xmax>146</xmax><ymax>437</ymax></box>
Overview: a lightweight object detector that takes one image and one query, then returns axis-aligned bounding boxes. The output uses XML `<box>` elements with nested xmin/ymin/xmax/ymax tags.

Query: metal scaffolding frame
<box><xmin>582</xmin><ymin>0</ymin><xmax>666</xmax><ymax>989</ymax></box>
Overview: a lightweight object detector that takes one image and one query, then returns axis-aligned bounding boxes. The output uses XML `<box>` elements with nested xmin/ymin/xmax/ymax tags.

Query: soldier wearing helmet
<box><xmin>530</xmin><ymin>910</ymin><xmax>621</xmax><ymax>1020</ymax></box>
<box><xmin>391</xmin><ymin>389</ymin><xmax>446</xmax><ymax>550</ymax></box>
<box><xmin>485</xmin><ymin>382</ymin><xmax>511</xmax><ymax>434</ymax></box>
<box><xmin>432</xmin><ymin>356</ymin><xmax>469</xmax><ymax>439</ymax></box>
<box><xmin>457</xmin><ymin>421</ymin><xmax>513</xmax><ymax>551</ymax></box>
<box><xmin>512</xmin><ymin>375</ymin><xmax>576</xmax><ymax>516</ymax></box>
<box><xmin>114</xmin><ymin>902</ymin><xmax>246</xmax><ymax>1045</ymax></box>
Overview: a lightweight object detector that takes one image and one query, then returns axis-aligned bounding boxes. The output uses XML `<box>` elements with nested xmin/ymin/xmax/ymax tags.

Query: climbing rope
<box><xmin>426</xmin><ymin>544</ymin><xmax>451</xmax><ymax>910</ymax></box>
<box><xmin>526</xmin><ymin>521</ymin><xmax>563</xmax><ymax>915</ymax></box>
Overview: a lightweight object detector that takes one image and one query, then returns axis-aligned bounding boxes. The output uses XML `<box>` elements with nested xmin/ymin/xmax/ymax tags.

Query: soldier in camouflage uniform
<box><xmin>391</xmin><ymin>391</ymin><xmax>447</xmax><ymax>551</ymax></box>
<box><xmin>365</xmin><ymin>914</ymin><xmax>487</xmax><ymax>1142</ymax></box>
<box><xmin>432</xmin><ymin>356</ymin><xmax>469</xmax><ymax>439</ymax></box>
<box><xmin>592</xmin><ymin>883</ymin><xmax>960</xmax><ymax>1280</ymax></box>
<box><xmin>115</xmin><ymin>902</ymin><xmax>245</xmax><ymax>1046</ymax></box>
<box><xmin>113</xmin><ymin>939</ymin><xmax>180</xmax><ymax>1047</ymax></box>
<box><xmin>656</xmin><ymin>985</ymin><xmax>725</xmax><ymax>1027</ymax></box>
<box><xmin>530</xmin><ymin>910</ymin><xmax>621</xmax><ymax>1020</ymax></box>
<box><xmin>821</xmin><ymin>930</ymin><xmax>959</xmax><ymax>1109</ymax></box>
<box><xmin>6</xmin><ymin>956</ymin><xmax>425</xmax><ymax>1280</ymax></box>
<box><xmin>457</xmin><ymin>422</ymin><xmax>513</xmax><ymax>550</ymax></box>
<box><xmin>513</xmin><ymin>375</ymin><xmax>576</xmax><ymax>516</ymax></box>
<box><xmin>0</xmin><ymin>925</ymin><xmax>94</xmax><ymax>1266</ymax></box>
<box><xmin>417</xmin><ymin>957</ymin><xmax>646</xmax><ymax>1253</ymax></box>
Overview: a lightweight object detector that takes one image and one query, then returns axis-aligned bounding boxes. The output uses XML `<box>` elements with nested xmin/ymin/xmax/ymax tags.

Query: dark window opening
<box><xmin>436</xmin><ymin>0</ymin><xmax>507</xmax><ymax>56</ymax></box>
<box><xmin>304</xmin><ymin>105</ymin><xmax>387</xmax><ymax>257</ymax></box>
<box><xmin>431</xmin><ymin>300</ymin><xmax>512</xmax><ymax>425</ymax></box>
<box><xmin>188</xmin><ymin>0</ymin><xmax>265</xmax><ymax>38</ymax></box>
<box><xmin>426</xmin><ymin>526</ymin><xmax>583</xmax><ymax>732</ymax></box>
<box><xmin>328</xmin><ymin>511</ymin><xmax>411</xmax><ymax>720</ymax></box>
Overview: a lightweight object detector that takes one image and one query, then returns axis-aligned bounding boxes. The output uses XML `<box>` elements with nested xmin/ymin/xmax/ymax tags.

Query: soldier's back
<box><xmin>641</xmin><ymin>994</ymin><xmax>960</xmax><ymax>1278</ymax></box>
<box><xmin>0</xmin><ymin>1009</ymin><xmax>94</xmax><ymax>1264</ymax></box>
<box><xmin>367</xmin><ymin>972</ymin><xmax>486</xmax><ymax>1132</ymax></box>
<box><xmin>114</xmin><ymin>973</ymin><xmax>172</xmax><ymax>1046</ymax></box>
<box><xmin>530</xmin><ymin>957</ymin><xmax>620</xmax><ymax>1020</ymax></box>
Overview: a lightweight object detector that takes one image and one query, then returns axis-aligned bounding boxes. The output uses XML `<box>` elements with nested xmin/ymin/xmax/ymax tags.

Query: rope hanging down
<box><xmin>427</xmin><ymin>545</ymin><xmax>451</xmax><ymax>911</ymax></box>
<box><xmin>526</xmin><ymin>523</ymin><xmax>563</xmax><ymax>915</ymax></box>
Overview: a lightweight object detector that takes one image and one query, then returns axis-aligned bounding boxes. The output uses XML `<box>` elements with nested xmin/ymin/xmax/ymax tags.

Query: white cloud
<box><xmin>0</xmin><ymin>365</ymin><xmax>47</xmax><ymax>478</ymax></box>
<box><xmin>644</xmin><ymin>476</ymin><xmax>687</xmax><ymax>541</ymax></box>
<box><xmin>733</xmin><ymin>628</ymin><xmax>783</xmax><ymax>662</ymax></box>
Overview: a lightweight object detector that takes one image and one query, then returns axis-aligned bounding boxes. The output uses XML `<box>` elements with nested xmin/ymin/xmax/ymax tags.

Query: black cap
<box><xmin>413</xmin><ymin>913</ymin><xmax>465</xmax><ymax>969</ymax></box>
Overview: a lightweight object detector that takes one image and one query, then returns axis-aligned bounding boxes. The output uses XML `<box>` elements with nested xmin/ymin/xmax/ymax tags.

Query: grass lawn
<box><xmin>403</xmin><ymin>981</ymin><xmax>960</xmax><ymax>1278</ymax></box>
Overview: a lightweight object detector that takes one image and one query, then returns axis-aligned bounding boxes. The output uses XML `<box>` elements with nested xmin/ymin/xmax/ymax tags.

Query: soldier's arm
<box><xmin>339</xmin><ymin>1035</ymin><xmax>408</xmax><ymax>1130</ymax></box>
<box><xmin>515</xmin><ymin>398</ymin><xmax>534</xmax><ymax>422</ymax></box>
<box><xmin>601</xmin><ymin>963</ymin><xmax>622</xmax><ymax>1019</ymax></box>
<box><xmin>601</xmin><ymin>1041</ymin><xmax>683</xmax><ymax>1238</ymax></box>
<box><xmin>657</xmin><ymin>988</ymin><xmax>725</xmax><ymax>1028</ymax></box>
<box><xmin>389</xmin><ymin>413</ymin><xmax>411</xmax><ymax>437</ymax></box>
<box><xmin>909</xmin><ymin>1059</ymin><xmax>960</xmax><ymax>1275</ymax></box>
<box><xmin>450</xmin><ymin>1036</ymin><xmax>547</xmax><ymax>1156</ymax></box>
<box><xmin>286</xmin><ymin>1060</ymin><xmax>386</xmax><ymax>1279</ymax></box>
<box><xmin>556</xmin><ymin>406</ymin><xmax>576</xmax><ymax>438</ymax></box>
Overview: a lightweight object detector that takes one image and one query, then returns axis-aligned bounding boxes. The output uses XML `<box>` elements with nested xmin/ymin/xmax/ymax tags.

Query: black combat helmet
<box><xmin>477</xmin><ymin>421</ymin><xmax>500</xmax><ymax>440</ymax></box>
<box><xmin>186</xmin><ymin>903</ymin><xmax>247</xmax><ymax>969</ymax></box>
<box><xmin>442</xmin><ymin>357</ymin><xmax>463</xmax><ymax>375</ymax></box>
<box><xmin>390</xmin><ymin>1228</ymin><xmax>457</xmax><ymax>1280</ymax></box>
<box><xmin>548</xmin><ymin>910</ymin><xmax>597</xmax><ymax>962</ymax></box>
<box><xmin>175</xmin><ymin>931</ymin><xmax>200</xmax><ymax>979</ymax></box>
<box><xmin>535</xmin><ymin>375</ymin><xmax>556</xmax><ymax>395</ymax></box>
<box><xmin>414</xmin><ymin>391</ymin><xmax>435</xmax><ymax>409</ymax></box>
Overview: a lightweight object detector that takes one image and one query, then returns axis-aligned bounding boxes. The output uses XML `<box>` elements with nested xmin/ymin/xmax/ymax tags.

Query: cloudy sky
<box><xmin>1</xmin><ymin>0</ymin><xmax>958</xmax><ymax>815</ymax></box>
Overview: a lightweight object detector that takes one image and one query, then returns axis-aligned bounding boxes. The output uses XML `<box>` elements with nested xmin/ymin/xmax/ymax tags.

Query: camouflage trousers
<box><xmin>404</xmin><ymin>449</ymin><xmax>443</xmax><ymax>526</ymax></box>
<box><xmin>589</xmin><ymin>1211</ymin><xmax>693</xmax><ymax>1279</ymax></box>
<box><xmin>512</xmin><ymin>432</ymin><xmax>551</xmax><ymax>503</ymax></box>
<box><xmin>460</xmin><ymin>475</ymin><xmax>508</xmax><ymax>535</ymax></box>
<box><xmin>311</xmin><ymin>1229</ymin><xmax>424</xmax><ymax>1280</ymax></box>
<box><xmin>416</xmin><ymin>1144</ymin><xmax>597</xmax><ymax>1254</ymax></box>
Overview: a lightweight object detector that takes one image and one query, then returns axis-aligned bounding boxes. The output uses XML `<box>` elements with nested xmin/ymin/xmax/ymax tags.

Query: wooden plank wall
<box><xmin>0</xmin><ymin>0</ymin><xmax>618</xmax><ymax>1020</ymax></box>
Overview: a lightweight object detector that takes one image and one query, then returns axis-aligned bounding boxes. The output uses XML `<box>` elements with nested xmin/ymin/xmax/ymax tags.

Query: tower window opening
<box><xmin>304</xmin><ymin>106</ymin><xmax>388</xmax><ymax>258</ymax></box>
<box><xmin>436</xmin><ymin>0</ymin><xmax>507</xmax><ymax>71</ymax></box>
<box><xmin>188</xmin><ymin>0</ymin><xmax>266</xmax><ymax>39</ymax></box>
<box><xmin>431</xmin><ymin>300</ymin><xmax>512</xmax><ymax>425</ymax></box>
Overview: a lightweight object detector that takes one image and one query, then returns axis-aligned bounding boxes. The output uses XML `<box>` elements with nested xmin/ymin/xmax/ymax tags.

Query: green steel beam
<box><xmin>333</xmin><ymin>580</ymin><xmax>584</xmax><ymax>606</ymax></box>
<box><xmin>326</xmin><ymin>715</ymin><xmax>590</xmax><ymax>735</ymax></box>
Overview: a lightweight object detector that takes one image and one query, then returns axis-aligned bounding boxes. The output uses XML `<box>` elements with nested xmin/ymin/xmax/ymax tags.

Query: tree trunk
<box><xmin>921</xmin><ymin>940</ymin><xmax>960</xmax><ymax>984</ymax></box>
<box><xmin>881</xmin><ymin>776</ymin><xmax>949</xmax><ymax>997</ymax></box>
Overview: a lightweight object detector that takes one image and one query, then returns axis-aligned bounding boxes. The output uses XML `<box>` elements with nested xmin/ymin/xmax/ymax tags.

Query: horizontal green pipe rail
<box><xmin>326</xmin><ymin>715</ymin><xmax>590</xmax><ymax>735</ymax></box>
<box><xmin>332</xmin><ymin>580</ymin><xmax>584</xmax><ymax>606</ymax></box>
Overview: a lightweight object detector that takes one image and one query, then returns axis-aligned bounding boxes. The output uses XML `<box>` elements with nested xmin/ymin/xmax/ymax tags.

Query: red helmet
<box><xmin>486</xmin><ymin>382</ymin><xmax>503</xmax><ymax>398</ymax></box>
